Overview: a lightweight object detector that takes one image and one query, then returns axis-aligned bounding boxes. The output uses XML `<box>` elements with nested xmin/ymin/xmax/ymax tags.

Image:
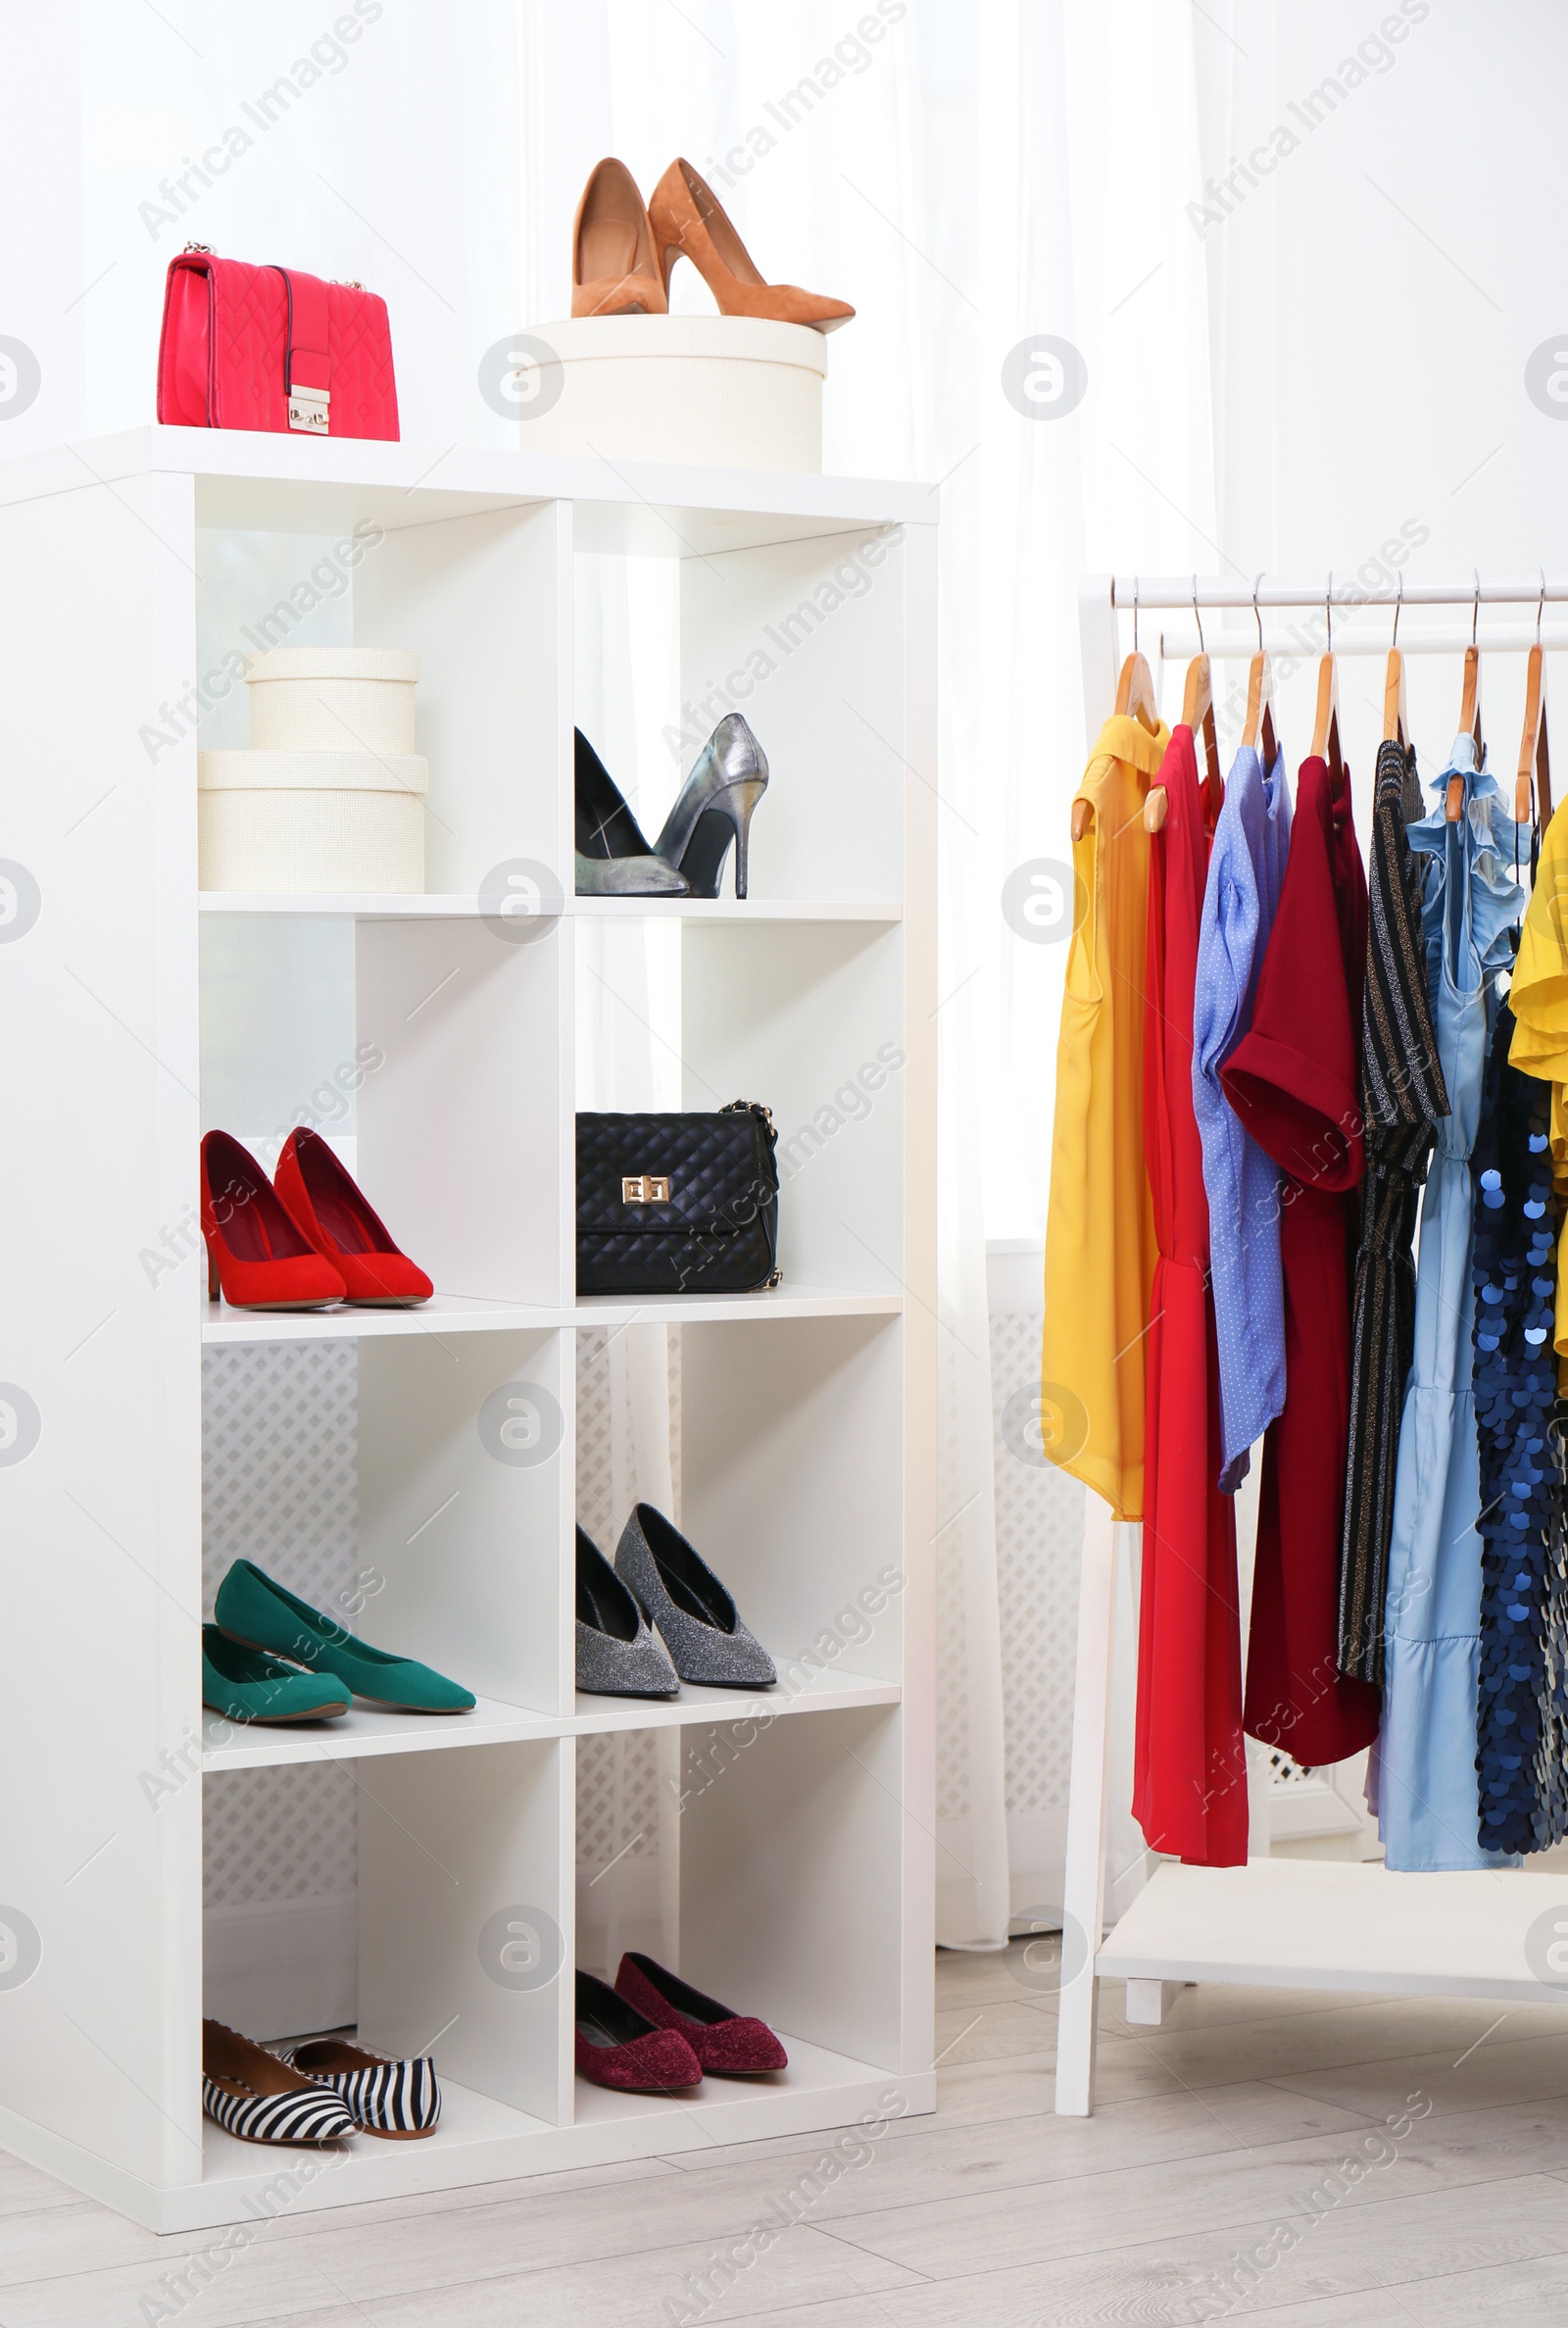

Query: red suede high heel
<box><xmin>201</xmin><ymin>1132</ymin><xmax>347</xmax><ymax>1312</ymax></box>
<box><xmin>273</xmin><ymin>1128</ymin><xmax>433</xmax><ymax>1307</ymax></box>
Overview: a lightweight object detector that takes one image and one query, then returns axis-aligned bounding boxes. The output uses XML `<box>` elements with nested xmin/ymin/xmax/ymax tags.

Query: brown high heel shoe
<box><xmin>648</xmin><ymin>160</ymin><xmax>854</xmax><ymax>333</ymax></box>
<box><xmin>571</xmin><ymin>158</ymin><xmax>668</xmax><ymax>319</ymax></box>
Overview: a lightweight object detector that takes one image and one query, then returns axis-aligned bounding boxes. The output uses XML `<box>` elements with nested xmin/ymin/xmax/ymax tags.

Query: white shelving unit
<box><xmin>0</xmin><ymin>425</ymin><xmax>937</xmax><ymax>2231</ymax></box>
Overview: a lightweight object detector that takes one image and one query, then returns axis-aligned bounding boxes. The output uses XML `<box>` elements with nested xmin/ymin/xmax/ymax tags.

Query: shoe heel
<box><xmin>654</xmin><ymin>716</ymin><xmax>768</xmax><ymax>896</ymax></box>
<box><xmin>207</xmin><ymin>1239</ymin><xmax>220</xmax><ymax>1303</ymax></box>
<box><xmin>721</xmin><ymin>778</ymin><xmax>766</xmax><ymax>900</ymax></box>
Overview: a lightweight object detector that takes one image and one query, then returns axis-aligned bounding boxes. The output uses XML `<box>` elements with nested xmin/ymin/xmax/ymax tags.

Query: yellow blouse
<box><xmin>1507</xmin><ymin>809</ymin><xmax>1568</xmax><ymax>1362</ymax></box>
<box><xmin>1041</xmin><ymin>712</ymin><xmax>1171</xmax><ymax>1518</ymax></box>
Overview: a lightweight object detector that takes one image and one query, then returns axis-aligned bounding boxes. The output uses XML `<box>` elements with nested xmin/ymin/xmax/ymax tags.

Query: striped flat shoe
<box><xmin>202</xmin><ymin>2019</ymin><xmax>356</xmax><ymax>2147</ymax></box>
<box><xmin>283</xmin><ymin>2037</ymin><xmax>442</xmax><ymax>2139</ymax></box>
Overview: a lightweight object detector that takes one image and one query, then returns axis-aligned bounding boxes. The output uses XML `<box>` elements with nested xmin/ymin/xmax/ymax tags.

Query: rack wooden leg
<box><xmin>1054</xmin><ymin>1490</ymin><xmax>1121</xmax><ymax>2115</ymax></box>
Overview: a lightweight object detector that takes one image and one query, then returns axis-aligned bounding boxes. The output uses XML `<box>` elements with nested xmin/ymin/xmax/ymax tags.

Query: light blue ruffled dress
<box><xmin>1370</xmin><ymin>735</ymin><xmax>1525</xmax><ymax>1870</ymax></box>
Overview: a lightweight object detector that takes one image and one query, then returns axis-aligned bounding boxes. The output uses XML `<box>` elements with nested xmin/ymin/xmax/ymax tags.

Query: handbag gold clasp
<box><xmin>621</xmin><ymin>1175</ymin><xmax>669</xmax><ymax>1204</ymax></box>
<box><xmin>287</xmin><ymin>385</ymin><xmax>330</xmax><ymax>435</ymax></box>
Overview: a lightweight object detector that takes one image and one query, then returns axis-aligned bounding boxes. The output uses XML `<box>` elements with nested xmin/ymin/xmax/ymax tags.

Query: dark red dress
<box><xmin>1221</xmin><ymin>756</ymin><xmax>1382</xmax><ymax>1764</ymax></box>
<box><xmin>1133</xmin><ymin>727</ymin><xmax>1248</xmax><ymax>1864</ymax></box>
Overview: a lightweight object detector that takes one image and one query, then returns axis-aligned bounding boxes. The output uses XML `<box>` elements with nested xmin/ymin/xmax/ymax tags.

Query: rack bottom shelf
<box><xmin>1097</xmin><ymin>1857</ymin><xmax>1568</xmax><ymax>2001</ymax></box>
<box><xmin>121</xmin><ymin>2041</ymin><xmax>930</xmax><ymax>2233</ymax></box>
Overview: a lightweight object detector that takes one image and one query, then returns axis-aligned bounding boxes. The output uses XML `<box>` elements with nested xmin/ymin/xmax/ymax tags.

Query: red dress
<box><xmin>1133</xmin><ymin>727</ymin><xmax>1248</xmax><ymax>1865</ymax></box>
<box><xmin>1221</xmin><ymin>757</ymin><xmax>1382</xmax><ymax>1764</ymax></box>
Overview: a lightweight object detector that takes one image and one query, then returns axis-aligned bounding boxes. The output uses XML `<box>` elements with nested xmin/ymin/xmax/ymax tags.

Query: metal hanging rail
<box><xmin>1154</xmin><ymin>623</ymin><xmax>1568</xmax><ymax>659</ymax></box>
<box><xmin>1109</xmin><ymin>573</ymin><xmax>1566</xmax><ymax>610</ymax></box>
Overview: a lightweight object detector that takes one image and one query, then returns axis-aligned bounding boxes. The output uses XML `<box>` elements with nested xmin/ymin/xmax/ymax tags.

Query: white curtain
<box><xmin>974</xmin><ymin>3</ymin><xmax>1223</xmax><ymax>1920</ymax></box>
<box><xmin>979</xmin><ymin>0</ymin><xmax>1221</xmax><ymax>1243</ymax></box>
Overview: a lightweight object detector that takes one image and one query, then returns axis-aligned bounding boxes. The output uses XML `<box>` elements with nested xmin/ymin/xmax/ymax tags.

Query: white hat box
<box><xmin>244</xmin><ymin>647</ymin><xmax>419</xmax><ymax>754</ymax></box>
<box><xmin>513</xmin><ymin>316</ymin><xmax>827</xmax><ymax>471</ymax></box>
<box><xmin>198</xmin><ymin>749</ymin><xmax>427</xmax><ymax>893</ymax></box>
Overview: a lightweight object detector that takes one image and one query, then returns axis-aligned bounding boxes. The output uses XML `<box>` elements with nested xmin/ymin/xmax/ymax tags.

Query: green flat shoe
<box><xmin>202</xmin><ymin>1624</ymin><xmax>351</xmax><ymax>1725</ymax></box>
<box><xmin>213</xmin><ymin>1560</ymin><xmax>477</xmax><ymax>1713</ymax></box>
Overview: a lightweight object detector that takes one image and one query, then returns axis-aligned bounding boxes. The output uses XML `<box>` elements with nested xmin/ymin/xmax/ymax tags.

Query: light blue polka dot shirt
<box><xmin>1191</xmin><ymin>746</ymin><xmax>1293</xmax><ymax>1490</ymax></box>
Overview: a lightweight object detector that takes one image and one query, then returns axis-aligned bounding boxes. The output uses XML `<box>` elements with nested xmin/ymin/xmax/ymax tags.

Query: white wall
<box><xmin>1196</xmin><ymin>0</ymin><xmax>1564</xmax><ymax>802</ymax></box>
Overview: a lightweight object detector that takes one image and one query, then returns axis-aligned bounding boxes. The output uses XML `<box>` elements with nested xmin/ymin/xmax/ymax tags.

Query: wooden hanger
<box><xmin>1147</xmin><ymin>586</ymin><xmax>1221</xmax><ymax>833</ymax></box>
<box><xmin>1516</xmin><ymin>576</ymin><xmax>1552</xmax><ymax>828</ymax></box>
<box><xmin>1311</xmin><ymin>575</ymin><xmax>1346</xmax><ymax>799</ymax></box>
<box><xmin>1384</xmin><ymin>573</ymin><xmax>1409</xmax><ymax>747</ymax></box>
<box><xmin>1191</xmin><ymin>650</ymin><xmax>1224</xmax><ymax>829</ymax></box>
<box><xmin>1447</xmin><ymin>572</ymin><xmax>1482</xmax><ymax>821</ymax></box>
<box><xmin>1114</xmin><ymin>648</ymin><xmax>1160</xmax><ymax>731</ymax></box>
<box><xmin>1241</xmin><ymin>576</ymin><xmax>1279</xmax><ymax>765</ymax></box>
<box><xmin>1242</xmin><ymin>656</ymin><xmax>1278</xmax><ymax>762</ymax></box>
<box><xmin>1073</xmin><ymin>580</ymin><xmax>1161</xmax><ymax>841</ymax></box>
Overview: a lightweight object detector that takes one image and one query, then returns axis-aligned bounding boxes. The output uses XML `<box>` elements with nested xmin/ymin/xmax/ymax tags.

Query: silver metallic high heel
<box><xmin>655</xmin><ymin>715</ymin><xmax>769</xmax><ymax>900</ymax></box>
<box><xmin>574</xmin><ymin>850</ymin><xmax>688</xmax><ymax>897</ymax></box>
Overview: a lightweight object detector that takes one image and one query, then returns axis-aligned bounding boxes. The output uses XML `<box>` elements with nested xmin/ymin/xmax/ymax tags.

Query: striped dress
<box><xmin>1339</xmin><ymin>738</ymin><xmax>1448</xmax><ymax>1685</ymax></box>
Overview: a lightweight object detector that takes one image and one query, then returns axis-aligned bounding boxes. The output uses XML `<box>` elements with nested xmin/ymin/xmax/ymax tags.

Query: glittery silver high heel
<box><xmin>613</xmin><ymin>1504</ymin><xmax>776</xmax><ymax>1688</ymax></box>
<box><xmin>575</xmin><ymin>1527</ymin><xmax>679</xmax><ymax>1699</ymax></box>
<box><xmin>654</xmin><ymin>715</ymin><xmax>769</xmax><ymax>900</ymax></box>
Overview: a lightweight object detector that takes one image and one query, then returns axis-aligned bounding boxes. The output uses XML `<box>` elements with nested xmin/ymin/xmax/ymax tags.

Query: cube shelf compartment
<box><xmin>0</xmin><ymin>425</ymin><xmax>935</xmax><ymax>2233</ymax></box>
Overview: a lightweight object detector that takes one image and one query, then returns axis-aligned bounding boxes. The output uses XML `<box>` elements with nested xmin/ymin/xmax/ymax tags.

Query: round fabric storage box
<box><xmin>244</xmin><ymin>647</ymin><xmax>418</xmax><ymax>755</ymax></box>
<box><xmin>198</xmin><ymin>750</ymin><xmax>427</xmax><ymax>893</ymax></box>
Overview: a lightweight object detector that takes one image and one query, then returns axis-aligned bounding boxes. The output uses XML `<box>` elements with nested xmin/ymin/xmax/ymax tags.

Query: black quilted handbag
<box><xmin>576</xmin><ymin>1102</ymin><xmax>781</xmax><ymax>1296</ymax></box>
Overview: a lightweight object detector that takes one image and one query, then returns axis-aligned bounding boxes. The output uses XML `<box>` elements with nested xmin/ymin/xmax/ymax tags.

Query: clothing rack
<box><xmin>1056</xmin><ymin>572</ymin><xmax>1568</xmax><ymax>2121</ymax></box>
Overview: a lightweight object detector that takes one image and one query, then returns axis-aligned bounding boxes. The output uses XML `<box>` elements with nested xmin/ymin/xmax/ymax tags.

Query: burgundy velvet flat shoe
<box><xmin>574</xmin><ymin>1969</ymin><xmax>703</xmax><ymax>2094</ymax></box>
<box><xmin>273</xmin><ymin>1127</ymin><xmax>433</xmax><ymax>1306</ymax></box>
<box><xmin>614</xmin><ymin>1952</ymin><xmax>788</xmax><ymax>2076</ymax></box>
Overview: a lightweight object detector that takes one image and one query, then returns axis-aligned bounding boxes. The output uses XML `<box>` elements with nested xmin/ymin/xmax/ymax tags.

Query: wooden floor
<box><xmin>18</xmin><ymin>1947</ymin><xmax>1568</xmax><ymax>2323</ymax></box>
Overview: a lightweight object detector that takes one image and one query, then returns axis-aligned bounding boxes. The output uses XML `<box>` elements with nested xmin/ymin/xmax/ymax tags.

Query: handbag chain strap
<box><xmin>721</xmin><ymin>1099</ymin><xmax>777</xmax><ymax>1139</ymax></box>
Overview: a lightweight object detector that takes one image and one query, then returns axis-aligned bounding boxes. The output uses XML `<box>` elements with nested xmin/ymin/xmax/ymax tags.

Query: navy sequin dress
<box><xmin>1472</xmin><ymin>1000</ymin><xmax>1560</xmax><ymax>1853</ymax></box>
<box><xmin>1541</xmin><ymin>1404</ymin><xmax>1568</xmax><ymax>1849</ymax></box>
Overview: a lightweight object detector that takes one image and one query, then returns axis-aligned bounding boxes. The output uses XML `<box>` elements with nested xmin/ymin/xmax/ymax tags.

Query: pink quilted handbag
<box><xmin>156</xmin><ymin>246</ymin><xmax>399</xmax><ymax>440</ymax></box>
